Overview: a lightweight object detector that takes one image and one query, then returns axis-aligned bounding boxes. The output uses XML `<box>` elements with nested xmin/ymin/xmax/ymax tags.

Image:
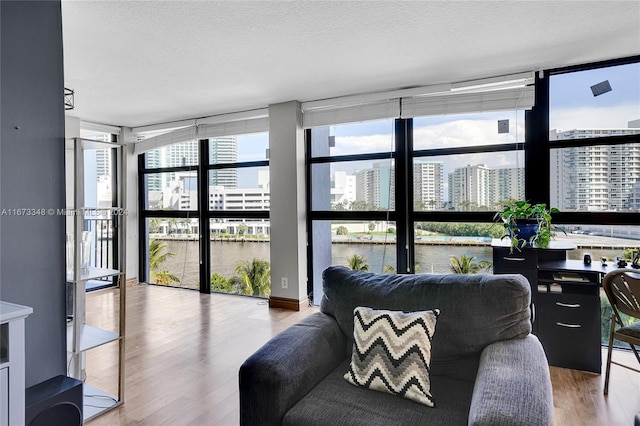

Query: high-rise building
<box><xmin>355</xmin><ymin>163</ymin><xmax>394</xmax><ymax>210</ymax></box>
<box><xmin>331</xmin><ymin>171</ymin><xmax>356</xmax><ymax>206</ymax></box>
<box><xmin>144</xmin><ymin>137</ymin><xmax>238</xmax><ymax>194</ymax></box>
<box><xmin>413</xmin><ymin>161</ymin><xmax>444</xmax><ymax>210</ymax></box>
<box><xmin>550</xmin><ymin>124</ymin><xmax>640</xmax><ymax>211</ymax></box>
<box><xmin>209</xmin><ymin>137</ymin><xmax>238</xmax><ymax>188</ymax></box>
<box><xmin>448</xmin><ymin>164</ymin><xmax>523</xmax><ymax>210</ymax></box>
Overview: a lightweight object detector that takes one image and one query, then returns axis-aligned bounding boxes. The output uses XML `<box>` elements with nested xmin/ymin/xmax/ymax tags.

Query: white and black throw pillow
<box><xmin>344</xmin><ymin>306</ymin><xmax>439</xmax><ymax>407</ymax></box>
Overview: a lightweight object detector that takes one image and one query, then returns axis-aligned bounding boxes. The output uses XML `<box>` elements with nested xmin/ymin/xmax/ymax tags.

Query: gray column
<box><xmin>268</xmin><ymin>101</ymin><xmax>307</xmax><ymax>306</ymax></box>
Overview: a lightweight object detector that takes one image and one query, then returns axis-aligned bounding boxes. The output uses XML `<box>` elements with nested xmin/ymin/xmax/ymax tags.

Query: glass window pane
<box><xmin>311</xmin><ymin>160</ymin><xmax>395</xmax><ymax>211</ymax></box>
<box><xmin>310</xmin><ymin>220</ymin><xmax>397</xmax><ymax>304</ymax></box>
<box><xmin>208</xmin><ymin>167</ymin><xmax>269</xmax><ymax>211</ymax></box>
<box><xmin>208</xmin><ymin>133</ymin><xmax>269</xmax><ymax>164</ymax></box>
<box><xmin>414</xmin><ymin>222</ymin><xmax>495</xmax><ymax>274</ymax></box>
<box><xmin>209</xmin><ymin>219</ymin><xmax>271</xmax><ymax>297</ymax></box>
<box><xmin>550</xmin><ymin>143</ymin><xmax>640</xmax><ymax>212</ymax></box>
<box><xmin>550</xmin><ymin>62</ymin><xmax>640</xmax><ymax>140</ymax></box>
<box><xmin>145</xmin><ymin>140</ymin><xmax>198</xmax><ymax>168</ymax></box>
<box><xmin>413</xmin><ymin>151</ymin><xmax>524</xmax><ymax>211</ymax></box>
<box><xmin>413</xmin><ymin>110</ymin><xmax>525</xmax><ymax>151</ymax></box>
<box><xmin>310</xmin><ymin>120</ymin><xmax>394</xmax><ymax>157</ymax></box>
<box><xmin>146</xmin><ymin>218</ymin><xmax>199</xmax><ymax>289</ymax></box>
<box><xmin>144</xmin><ymin>171</ymin><xmax>198</xmax><ymax>211</ymax></box>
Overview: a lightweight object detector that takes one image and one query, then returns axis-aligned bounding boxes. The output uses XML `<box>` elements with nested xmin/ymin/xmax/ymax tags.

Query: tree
<box><xmin>238</xmin><ymin>223</ymin><xmax>248</xmax><ymax>236</ymax></box>
<box><xmin>148</xmin><ymin>218</ymin><xmax>162</xmax><ymax>233</ymax></box>
<box><xmin>347</xmin><ymin>254</ymin><xmax>369</xmax><ymax>271</ymax></box>
<box><xmin>148</xmin><ymin>239</ymin><xmax>181</xmax><ymax>285</ymax></box>
<box><xmin>368</xmin><ymin>222</ymin><xmax>376</xmax><ymax>233</ymax></box>
<box><xmin>234</xmin><ymin>258</ymin><xmax>271</xmax><ymax>297</ymax></box>
<box><xmin>335</xmin><ymin>226</ymin><xmax>349</xmax><ymax>235</ymax></box>
<box><xmin>449</xmin><ymin>254</ymin><xmax>491</xmax><ymax>274</ymax></box>
<box><xmin>383</xmin><ymin>264</ymin><xmax>396</xmax><ymax>274</ymax></box>
<box><xmin>210</xmin><ymin>272</ymin><xmax>235</xmax><ymax>293</ymax></box>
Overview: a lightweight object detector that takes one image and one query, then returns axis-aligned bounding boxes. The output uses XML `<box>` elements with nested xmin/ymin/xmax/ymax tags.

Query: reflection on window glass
<box><xmin>145</xmin><ymin>171</ymin><xmax>197</xmax><ymax>211</ymax></box>
<box><xmin>311</xmin><ymin>160</ymin><xmax>395</xmax><ymax>211</ymax></box>
<box><xmin>146</xmin><ymin>140</ymin><xmax>199</xmax><ymax>168</ymax></box>
<box><xmin>550</xmin><ymin>62</ymin><xmax>640</xmax><ymax>139</ymax></box>
<box><xmin>551</xmin><ymin>144</ymin><xmax>640</xmax><ymax>212</ymax></box>
<box><xmin>209</xmin><ymin>219</ymin><xmax>270</xmax><ymax>297</ymax></box>
<box><xmin>310</xmin><ymin>121</ymin><xmax>394</xmax><ymax>157</ymax></box>
<box><xmin>413</xmin><ymin>110</ymin><xmax>525</xmax><ymax>150</ymax></box>
<box><xmin>147</xmin><ymin>218</ymin><xmax>199</xmax><ymax>289</ymax></box>
<box><xmin>209</xmin><ymin>133</ymin><xmax>269</xmax><ymax>164</ymax></box>
<box><xmin>413</xmin><ymin>151</ymin><xmax>524</xmax><ymax>211</ymax></box>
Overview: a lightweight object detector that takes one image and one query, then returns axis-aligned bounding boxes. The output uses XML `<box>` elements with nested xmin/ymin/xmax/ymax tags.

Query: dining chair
<box><xmin>602</xmin><ymin>269</ymin><xmax>640</xmax><ymax>395</ymax></box>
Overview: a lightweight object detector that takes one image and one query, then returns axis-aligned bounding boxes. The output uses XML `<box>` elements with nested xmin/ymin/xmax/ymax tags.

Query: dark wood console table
<box><xmin>492</xmin><ymin>239</ymin><xmax>619</xmax><ymax>373</ymax></box>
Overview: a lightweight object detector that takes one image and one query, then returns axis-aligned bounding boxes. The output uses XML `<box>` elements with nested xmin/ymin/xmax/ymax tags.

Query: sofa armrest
<box><xmin>239</xmin><ymin>312</ymin><xmax>347</xmax><ymax>426</ymax></box>
<box><xmin>469</xmin><ymin>334</ymin><xmax>553</xmax><ymax>426</ymax></box>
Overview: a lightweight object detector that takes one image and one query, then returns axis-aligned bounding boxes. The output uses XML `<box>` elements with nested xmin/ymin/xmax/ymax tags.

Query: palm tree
<box><xmin>347</xmin><ymin>254</ymin><xmax>369</xmax><ymax>271</ymax></box>
<box><xmin>449</xmin><ymin>254</ymin><xmax>492</xmax><ymax>274</ymax></box>
<box><xmin>234</xmin><ymin>258</ymin><xmax>271</xmax><ymax>297</ymax></box>
<box><xmin>210</xmin><ymin>272</ymin><xmax>235</xmax><ymax>293</ymax></box>
<box><xmin>148</xmin><ymin>239</ymin><xmax>180</xmax><ymax>284</ymax></box>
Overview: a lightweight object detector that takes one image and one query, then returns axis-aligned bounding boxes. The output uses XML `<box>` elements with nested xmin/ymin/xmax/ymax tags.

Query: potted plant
<box><xmin>494</xmin><ymin>200</ymin><xmax>563</xmax><ymax>252</ymax></box>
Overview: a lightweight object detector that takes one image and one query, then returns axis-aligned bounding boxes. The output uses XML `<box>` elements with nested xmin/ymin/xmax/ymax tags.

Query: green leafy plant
<box><xmin>347</xmin><ymin>254</ymin><xmax>369</xmax><ymax>271</ymax></box>
<box><xmin>234</xmin><ymin>258</ymin><xmax>271</xmax><ymax>297</ymax></box>
<box><xmin>148</xmin><ymin>239</ymin><xmax>181</xmax><ymax>285</ymax></box>
<box><xmin>449</xmin><ymin>254</ymin><xmax>492</xmax><ymax>274</ymax></box>
<box><xmin>494</xmin><ymin>200</ymin><xmax>563</xmax><ymax>252</ymax></box>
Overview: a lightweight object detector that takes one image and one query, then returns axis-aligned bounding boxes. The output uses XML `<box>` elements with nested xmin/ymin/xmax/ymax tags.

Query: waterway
<box><xmin>153</xmin><ymin>238</ymin><xmax>634</xmax><ymax>289</ymax></box>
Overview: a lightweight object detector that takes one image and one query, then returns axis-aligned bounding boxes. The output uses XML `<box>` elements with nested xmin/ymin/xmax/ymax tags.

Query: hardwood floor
<box><xmin>84</xmin><ymin>284</ymin><xmax>640</xmax><ymax>426</ymax></box>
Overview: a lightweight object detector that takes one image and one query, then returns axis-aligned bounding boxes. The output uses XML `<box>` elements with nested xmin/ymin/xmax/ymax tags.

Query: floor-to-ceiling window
<box><xmin>140</xmin><ymin>140</ymin><xmax>200</xmax><ymax>288</ymax></box>
<box><xmin>138</xmin><ymin>121</ymin><xmax>271</xmax><ymax>296</ymax></box>
<box><xmin>306</xmin><ymin>74</ymin><xmax>535</xmax><ymax>303</ymax></box>
<box><xmin>307</xmin><ymin>56</ymin><xmax>640</xmax><ymax>318</ymax></box>
<box><xmin>207</xmin><ymin>133</ymin><xmax>271</xmax><ymax>297</ymax></box>
<box><xmin>307</xmin><ymin>121</ymin><xmax>397</xmax><ymax>301</ymax></box>
<box><xmin>545</xmin><ymin>57</ymin><xmax>640</xmax><ymax>346</ymax></box>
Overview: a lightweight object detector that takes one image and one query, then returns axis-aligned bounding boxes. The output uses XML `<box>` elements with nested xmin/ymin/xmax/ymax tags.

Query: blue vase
<box><xmin>514</xmin><ymin>221</ymin><xmax>539</xmax><ymax>241</ymax></box>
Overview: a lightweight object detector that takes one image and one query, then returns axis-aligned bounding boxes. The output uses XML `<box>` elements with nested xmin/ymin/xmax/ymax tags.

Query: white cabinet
<box><xmin>1</xmin><ymin>301</ymin><xmax>34</xmax><ymax>426</ymax></box>
<box><xmin>66</xmin><ymin>137</ymin><xmax>126</xmax><ymax>421</ymax></box>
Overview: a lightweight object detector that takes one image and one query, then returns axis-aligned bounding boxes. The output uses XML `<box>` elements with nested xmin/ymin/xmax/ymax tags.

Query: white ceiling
<box><xmin>61</xmin><ymin>0</ymin><xmax>640</xmax><ymax>129</ymax></box>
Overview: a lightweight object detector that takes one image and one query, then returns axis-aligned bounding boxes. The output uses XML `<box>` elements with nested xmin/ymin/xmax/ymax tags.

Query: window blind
<box><xmin>400</xmin><ymin>86</ymin><xmax>535</xmax><ymax>118</ymax></box>
<box><xmin>133</xmin><ymin>110</ymin><xmax>269</xmax><ymax>154</ymax></box>
<box><xmin>301</xmin><ymin>72</ymin><xmax>535</xmax><ymax>128</ymax></box>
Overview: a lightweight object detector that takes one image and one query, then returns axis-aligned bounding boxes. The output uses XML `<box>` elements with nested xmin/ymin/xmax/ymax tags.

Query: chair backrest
<box><xmin>320</xmin><ymin>266</ymin><xmax>532</xmax><ymax>362</ymax></box>
<box><xmin>603</xmin><ymin>269</ymin><xmax>640</xmax><ymax>321</ymax></box>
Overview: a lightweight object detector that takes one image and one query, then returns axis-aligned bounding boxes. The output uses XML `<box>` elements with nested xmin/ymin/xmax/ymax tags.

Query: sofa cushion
<box><xmin>283</xmin><ymin>359</ymin><xmax>474</xmax><ymax>426</ymax></box>
<box><xmin>344</xmin><ymin>307</ymin><xmax>440</xmax><ymax>407</ymax></box>
<box><xmin>320</xmin><ymin>266</ymin><xmax>531</xmax><ymax>366</ymax></box>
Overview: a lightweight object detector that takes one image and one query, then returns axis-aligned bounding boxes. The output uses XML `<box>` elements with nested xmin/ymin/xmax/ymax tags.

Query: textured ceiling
<box><xmin>61</xmin><ymin>0</ymin><xmax>640</xmax><ymax>128</ymax></box>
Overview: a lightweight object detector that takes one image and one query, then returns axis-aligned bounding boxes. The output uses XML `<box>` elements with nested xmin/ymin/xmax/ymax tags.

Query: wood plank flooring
<box><xmin>84</xmin><ymin>284</ymin><xmax>640</xmax><ymax>426</ymax></box>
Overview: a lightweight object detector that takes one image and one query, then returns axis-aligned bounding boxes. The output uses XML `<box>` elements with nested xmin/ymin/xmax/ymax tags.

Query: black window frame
<box><xmin>306</xmin><ymin>55</ymin><xmax>640</xmax><ymax>300</ymax></box>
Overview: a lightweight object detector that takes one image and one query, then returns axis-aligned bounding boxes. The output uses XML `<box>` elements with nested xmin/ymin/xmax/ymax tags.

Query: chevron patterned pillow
<box><xmin>344</xmin><ymin>306</ymin><xmax>440</xmax><ymax>407</ymax></box>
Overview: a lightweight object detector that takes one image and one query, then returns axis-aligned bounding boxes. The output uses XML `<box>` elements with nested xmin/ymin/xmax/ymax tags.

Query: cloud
<box><xmin>550</xmin><ymin>103</ymin><xmax>639</xmax><ymax>131</ymax></box>
<box><xmin>331</xmin><ymin>133</ymin><xmax>395</xmax><ymax>156</ymax></box>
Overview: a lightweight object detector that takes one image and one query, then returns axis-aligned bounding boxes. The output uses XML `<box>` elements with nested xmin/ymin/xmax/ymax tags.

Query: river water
<box><xmin>155</xmin><ymin>239</ymin><xmax>629</xmax><ymax>289</ymax></box>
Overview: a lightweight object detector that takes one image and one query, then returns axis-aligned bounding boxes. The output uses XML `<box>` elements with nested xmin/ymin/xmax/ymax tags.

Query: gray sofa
<box><xmin>239</xmin><ymin>266</ymin><xmax>553</xmax><ymax>425</ymax></box>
